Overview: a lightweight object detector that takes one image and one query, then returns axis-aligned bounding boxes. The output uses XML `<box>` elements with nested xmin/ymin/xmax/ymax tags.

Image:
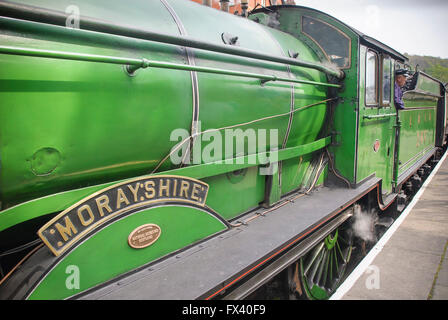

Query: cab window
<box><xmin>302</xmin><ymin>16</ymin><xmax>351</xmax><ymax>69</ymax></box>
<box><xmin>381</xmin><ymin>57</ymin><xmax>392</xmax><ymax>106</ymax></box>
<box><xmin>365</xmin><ymin>50</ymin><xmax>378</xmax><ymax>105</ymax></box>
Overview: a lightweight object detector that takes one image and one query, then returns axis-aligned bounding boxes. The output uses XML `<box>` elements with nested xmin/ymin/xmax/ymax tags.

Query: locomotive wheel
<box><xmin>297</xmin><ymin>225</ymin><xmax>353</xmax><ymax>300</ymax></box>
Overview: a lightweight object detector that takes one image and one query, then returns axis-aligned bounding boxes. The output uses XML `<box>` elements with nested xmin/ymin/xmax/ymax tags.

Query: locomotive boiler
<box><xmin>0</xmin><ymin>0</ymin><xmax>446</xmax><ymax>300</ymax></box>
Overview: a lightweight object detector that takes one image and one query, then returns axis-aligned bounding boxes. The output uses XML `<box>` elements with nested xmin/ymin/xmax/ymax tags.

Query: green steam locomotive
<box><xmin>0</xmin><ymin>0</ymin><xmax>446</xmax><ymax>300</ymax></box>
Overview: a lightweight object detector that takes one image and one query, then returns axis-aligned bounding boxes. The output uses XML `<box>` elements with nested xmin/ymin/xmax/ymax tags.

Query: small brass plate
<box><xmin>128</xmin><ymin>224</ymin><xmax>161</xmax><ymax>249</ymax></box>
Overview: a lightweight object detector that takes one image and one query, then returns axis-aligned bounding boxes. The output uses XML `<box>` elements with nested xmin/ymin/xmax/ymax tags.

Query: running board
<box><xmin>74</xmin><ymin>177</ymin><xmax>381</xmax><ymax>300</ymax></box>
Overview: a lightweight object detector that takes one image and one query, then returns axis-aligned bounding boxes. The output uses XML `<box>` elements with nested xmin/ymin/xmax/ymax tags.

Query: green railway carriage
<box><xmin>0</xmin><ymin>1</ymin><xmax>446</xmax><ymax>300</ymax></box>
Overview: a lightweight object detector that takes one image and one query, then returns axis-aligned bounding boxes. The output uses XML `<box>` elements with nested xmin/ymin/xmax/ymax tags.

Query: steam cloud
<box><xmin>351</xmin><ymin>204</ymin><xmax>378</xmax><ymax>243</ymax></box>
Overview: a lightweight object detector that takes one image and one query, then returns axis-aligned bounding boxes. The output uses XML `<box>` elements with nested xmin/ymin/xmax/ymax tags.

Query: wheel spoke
<box><xmin>299</xmin><ymin>223</ymin><xmax>354</xmax><ymax>300</ymax></box>
<box><xmin>329</xmin><ymin>248</ymin><xmax>334</xmax><ymax>282</ymax></box>
<box><xmin>315</xmin><ymin>250</ymin><xmax>328</xmax><ymax>285</ymax></box>
<box><xmin>333</xmin><ymin>245</ymin><xmax>339</xmax><ymax>272</ymax></box>
<box><xmin>336</xmin><ymin>241</ymin><xmax>345</xmax><ymax>263</ymax></box>
<box><xmin>322</xmin><ymin>250</ymin><xmax>330</xmax><ymax>288</ymax></box>
<box><xmin>309</xmin><ymin>249</ymin><xmax>325</xmax><ymax>284</ymax></box>
<box><xmin>303</xmin><ymin>243</ymin><xmax>324</xmax><ymax>276</ymax></box>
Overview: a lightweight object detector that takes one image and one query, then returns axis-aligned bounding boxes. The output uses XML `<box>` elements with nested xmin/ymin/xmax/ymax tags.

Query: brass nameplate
<box><xmin>38</xmin><ymin>175</ymin><xmax>209</xmax><ymax>256</ymax></box>
<box><xmin>128</xmin><ymin>224</ymin><xmax>161</xmax><ymax>249</ymax></box>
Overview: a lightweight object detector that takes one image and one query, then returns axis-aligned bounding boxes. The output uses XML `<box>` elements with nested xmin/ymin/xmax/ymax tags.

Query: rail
<box><xmin>0</xmin><ymin>45</ymin><xmax>341</xmax><ymax>88</ymax></box>
<box><xmin>363</xmin><ymin>113</ymin><xmax>397</xmax><ymax>120</ymax></box>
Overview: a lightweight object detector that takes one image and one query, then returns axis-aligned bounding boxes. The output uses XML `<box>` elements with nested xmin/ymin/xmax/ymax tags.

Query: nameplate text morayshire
<box><xmin>38</xmin><ymin>175</ymin><xmax>209</xmax><ymax>256</ymax></box>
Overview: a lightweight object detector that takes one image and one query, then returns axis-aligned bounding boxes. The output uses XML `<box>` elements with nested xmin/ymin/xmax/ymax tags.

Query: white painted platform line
<box><xmin>330</xmin><ymin>149</ymin><xmax>448</xmax><ymax>300</ymax></box>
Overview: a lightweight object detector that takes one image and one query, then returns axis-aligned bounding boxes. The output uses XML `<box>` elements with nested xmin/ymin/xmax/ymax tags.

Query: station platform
<box><xmin>332</xmin><ymin>151</ymin><xmax>448</xmax><ymax>300</ymax></box>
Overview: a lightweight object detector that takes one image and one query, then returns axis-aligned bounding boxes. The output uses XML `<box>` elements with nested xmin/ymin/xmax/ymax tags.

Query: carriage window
<box><xmin>302</xmin><ymin>16</ymin><xmax>351</xmax><ymax>69</ymax></box>
<box><xmin>366</xmin><ymin>51</ymin><xmax>378</xmax><ymax>105</ymax></box>
<box><xmin>382</xmin><ymin>57</ymin><xmax>392</xmax><ymax>105</ymax></box>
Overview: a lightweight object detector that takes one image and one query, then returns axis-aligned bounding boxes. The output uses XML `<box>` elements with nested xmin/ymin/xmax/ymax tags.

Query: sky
<box><xmin>295</xmin><ymin>0</ymin><xmax>448</xmax><ymax>59</ymax></box>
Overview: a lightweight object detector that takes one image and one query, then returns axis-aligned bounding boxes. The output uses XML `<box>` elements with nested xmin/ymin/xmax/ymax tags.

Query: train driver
<box><xmin>394</xmin><ymin>69</ymin><xmax>409</xmax><ymax>110</ymax></box>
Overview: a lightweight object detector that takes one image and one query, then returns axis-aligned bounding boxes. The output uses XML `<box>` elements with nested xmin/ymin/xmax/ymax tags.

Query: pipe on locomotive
<box><xmin>220</xmin><ymin>0</ymin><xmax>230</xmax><ymax>12</ymax></box>
<box><xmin>202</xmin><ymin>0</ymin><xmax>213</xmax><ymax>7</ymax></box>
<box><xmin>363</xmin><ymin>113</ymin><xmax>397</xmax><ymax>120</ymax></box>
<box><xmin>0</xmin><ymin>2</ymin><xmax>345</xmax><ymax>79</ymax></box>
<box><xmin>0</xmin><ymin>45</ymin><xmax>341</xmax><ymax>89</ymax></box>
<box><xmin>241</xmin><ymin>0</ymin><xmax>249</xmax><ymax>17</ymax></box>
